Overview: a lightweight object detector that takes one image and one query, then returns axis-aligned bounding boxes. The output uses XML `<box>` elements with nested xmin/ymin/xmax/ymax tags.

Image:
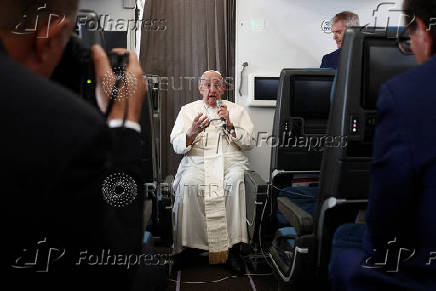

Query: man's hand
<box><xmin>218</xmin><ymin>104</ymin><xmax>232</xmax><ymax>129</ymax></box>
<box><xmin>91</xmin><ymin>45</ymin><xmax>147</xmax><ymax>123</ymax></box>
<box><xmin>186</xmin><ymin>113</ymin><xmax>209</xmax><ymax>146</ymax></box>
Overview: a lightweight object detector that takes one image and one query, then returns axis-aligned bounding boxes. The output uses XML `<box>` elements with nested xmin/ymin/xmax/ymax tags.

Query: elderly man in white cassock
<box><xmin>170</xmin><ymin>70</ymin><xmax>255</xmax><ymax>268</ymax></box>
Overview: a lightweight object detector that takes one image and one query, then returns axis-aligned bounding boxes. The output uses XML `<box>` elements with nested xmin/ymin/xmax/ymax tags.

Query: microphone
<box><xmin>216</xmin><ymin>99</ymin><xmax>227</xmax><ymax>128</ymax></box>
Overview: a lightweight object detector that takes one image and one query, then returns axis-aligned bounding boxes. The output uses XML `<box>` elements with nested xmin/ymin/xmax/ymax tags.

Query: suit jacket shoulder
<box><xmin>321</xmin><ymin>48</ymin><xmax>341</xmax><ymax>69</ymax></box>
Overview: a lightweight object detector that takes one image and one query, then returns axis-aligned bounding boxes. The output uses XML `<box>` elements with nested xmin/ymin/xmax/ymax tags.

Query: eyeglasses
<box><xmin>396</xmin><ymin>13</ymin><xmax>417</xmax><ymax>55</ymax></box>
<box><xmin>397</xmin><ymin>28</ymin><xmax>414</xmax><ymax>55</ymax></box>
<box><xmin>398</xmin><ymin>38</ymin><xmax>414</xmax><ymax>55</ymax></box>
<box><xmin>200</xmin><ymin>80</ymin><xmax>223</xmax><ymax>89</ymax></box>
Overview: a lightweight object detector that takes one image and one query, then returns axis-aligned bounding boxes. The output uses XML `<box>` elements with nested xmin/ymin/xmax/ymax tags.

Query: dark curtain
<box><xmin>139</xmin><ymin>0</ymin><xmax>236</xmax><ymax>177</ymax></box>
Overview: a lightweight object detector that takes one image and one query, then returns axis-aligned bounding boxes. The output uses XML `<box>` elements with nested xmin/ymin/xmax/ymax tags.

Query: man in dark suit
<box><xmin>331</xmin><ymin>0</ymin><xmax>436</xmax><ymax>289</ymax></box>
<box><xmin>0</xmin><ymin>1</ymin><xmax>156</xmax><ymax>290</ymax></box>
<box><xmin>321</xmin><ymin>11</ymin><xmax>359</xmax><ymax>69</ymax></box>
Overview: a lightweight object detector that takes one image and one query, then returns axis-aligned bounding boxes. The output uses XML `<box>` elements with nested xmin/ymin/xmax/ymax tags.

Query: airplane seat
<box><xmin>158</xmin><ymin>144</ymin><xmax>269</xmax><ymax>262</ymax></box>
<box><xmin>162</xmin><ymin>170</ymin><xmax>269</xmax><ymax>254</ymax></box>
<box><xmin>270</xmin><ymin>69</ymin><xmax>335</xmax><ymax>175</ymax></box>
<box><xmin>141</xmin><ymin>79</ymin><xmax>160</xmax><ymax>248</ymax></box>
<box><xmin>156</xmin><ymin>175</ymin><xmax>174</xmax><ymax>248</ymax></box>
<box><xmin>158</xmin><ymin>170</ymin><xmax>269</xmax><ymax>277</ymax></box>
<box><xmin>278</xmin><ymin>186</ymin><xmax>319</xmax><ymax>217</ymax></box>
<box><xmin>328</xmin><ymin>223</ymin><xmax>366</xmax><ymax>273</ymax></box>
<box><xmin>316</xmin><ymin>26</ymin><xmax>417</xmax><ymax>277</ymax></box>
<box><xmin>267</xmin><ymin>27</ymin><xmax>418</xmax><ymax>287</ymax></box>
<box><xmin>140</xmin><ymin>77</ymin><xmax>176</xmax><ymax>249</ymax></box>
<box><xmin>243</xmin><ymin>170</ymin><xmax>273</xmax><ymax>255</ymax></box>
<box><xmin>266</xmin><ymin>68</ymin><xmax>335</xmax><ymax>286</ymax></box>
<box><xmin>270</xmin><ymin>69</ymin><xmax>335</xmax><ymax>224</ymax></box>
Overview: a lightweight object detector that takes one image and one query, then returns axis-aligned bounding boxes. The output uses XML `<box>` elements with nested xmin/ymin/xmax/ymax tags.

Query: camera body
<box><xmin>51</xmin><ymin>10</ymin><xmax>129</xmax><ymax>108</ymax></box>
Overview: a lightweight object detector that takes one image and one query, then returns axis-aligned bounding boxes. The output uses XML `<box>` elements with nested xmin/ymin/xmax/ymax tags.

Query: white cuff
<box><xmin>181</xmin><ymin>131</ymin><xmax>193</xmax><ymax>154</ymax></box>
<box><xmin>107</xmin><ymin>119</ymin><xmax>141</xmax><ymax>133</ymax></box>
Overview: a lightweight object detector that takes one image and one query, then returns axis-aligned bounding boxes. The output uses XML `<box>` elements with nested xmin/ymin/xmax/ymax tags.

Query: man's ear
<box><xmin>415</xmin><ymin>17</ymin><xmax>434</xmax><ymax>59</ymax></box>
<box><xmin>34</xmin><ymin>17</ymin><xmax>70</xmax><ymax>64</ymax></box>
<box><xmin>221</xmin><ymin>81</ymin><xmax>226</xmax><ymax>91</ymax></box>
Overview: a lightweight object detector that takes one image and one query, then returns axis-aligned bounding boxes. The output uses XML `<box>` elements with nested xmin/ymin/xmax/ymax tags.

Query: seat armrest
<box><xmin>163</xmin><ymin>175</ymin><xmax>175</xmax><ymax>204</ymax></box>
<box><xmin>277</xmin><ymin>196</ymin><xmax>313</xmax><ymax>235</ymax></box>
<box><xmin>244</xmin><ymin>171</ymin><xmax>268</xmax><ymax>217</ymax></box>
<box><xmin>244</xmin><ymin>170</ymin><xmax>268</xmax><ymax>191</ymax></box>
<box><xmin>244</xmin><ymin>170</ymin><xmax>268</xmax><ymax>206</ymax></box>
<box><xmin>161</xmin><ymin>175</ymin><xmax>174</xmax><ymax>198</ymax></box>
<box><xmin>244</xmin><ymin>170</ymin><xmax>269</xmax><ymax>242</ymax></box>
<box><xmin>164</xmin><ymin>175</ymin><xmax>175</xmax><ymax>185</ymax></box>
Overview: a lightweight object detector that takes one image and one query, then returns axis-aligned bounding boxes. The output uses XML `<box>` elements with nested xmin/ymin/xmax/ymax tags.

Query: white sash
<box><xmin>202</xmin><ymin>107</ymin><xmax>229</xmax><ymax>264</ymax></box>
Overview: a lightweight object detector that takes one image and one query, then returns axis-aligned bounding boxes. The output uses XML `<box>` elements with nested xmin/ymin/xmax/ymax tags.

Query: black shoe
<box><xmin>226</xmin><ymin>251</ymin><xmax>246</xmax><ymax>276</ymax></box>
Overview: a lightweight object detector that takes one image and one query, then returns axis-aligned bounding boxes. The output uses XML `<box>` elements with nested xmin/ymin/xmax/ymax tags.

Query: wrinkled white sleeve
<box><xmin>170</xmin><ymin>110</ymin><xmax>193</xmax><ymax>155</ymax></box>
<box><xmin>228</xmin><ymin>108</ymin><xmax>256</xmax><ymax>151</ymax></box>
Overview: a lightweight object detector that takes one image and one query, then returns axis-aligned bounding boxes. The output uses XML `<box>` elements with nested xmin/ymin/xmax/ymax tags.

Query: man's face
<box><xmin>409</xmin><ymin>18</ymin><xmax>434</xmax><ymax>65</ymax></box>
<box><xmin>410</xmin><ymin>30</ymin><xmax>426</xmax><ymax>64</ymax></box>
<box><xmin>332</xmin><ymin>20</ymin><xmax>347</xmax><ymax>49</ymax></box>
<box><xmin>199</xmin><ymin>72</ymin><xmax>225</xmax><ymax>107</ymax></box>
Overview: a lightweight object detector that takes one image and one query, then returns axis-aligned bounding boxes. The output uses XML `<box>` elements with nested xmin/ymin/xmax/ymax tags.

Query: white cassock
<box><xmin>170</xmin><ymin>99</ymin><xmax>255</xmax><ymax>264</ymax></box>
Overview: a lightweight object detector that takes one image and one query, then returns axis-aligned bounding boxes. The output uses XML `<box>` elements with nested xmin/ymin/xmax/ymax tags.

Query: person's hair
<box><xmin>332</xmin><ymin>11</ymin><xmax>360</xmax><ymax>27</ymax></box>
<box><xmin>201</xmin><ymin>70</ymin><xmax>222</xmax><ymax>78</ymax></box>
<box><xmin>0</xmin><ymin>0</ymin><xmax>78</xmax><ymax>30</ymax></box>
<box><xmin>199</xmin><ymin>70</ymin><xmax>223</xmax><ymax>82</ymax></box>
<box><xmin>403</xmin><ymin>0</ymin><xmax>436</xmax><ymax>53</ymax></box>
